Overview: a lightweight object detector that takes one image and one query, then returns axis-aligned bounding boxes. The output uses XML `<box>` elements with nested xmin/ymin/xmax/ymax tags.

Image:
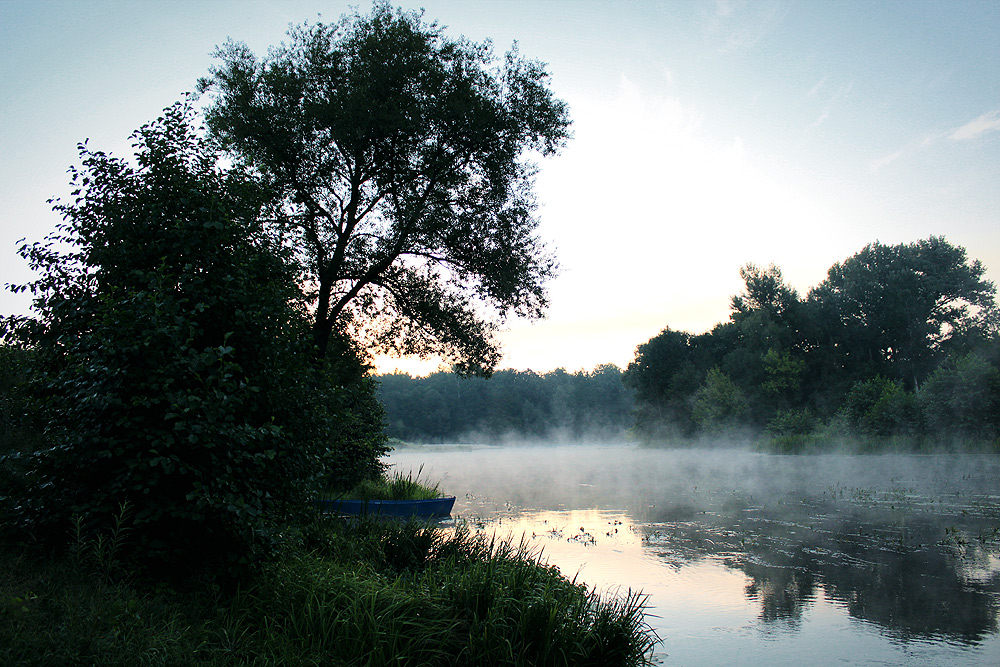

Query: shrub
<box><xmin>920</xmin><ymin>352</ymin><xmax>1000</xmax><ymax>445</ymax></box>
<box><xmin>759</xmin><ymin>408</ymin><xmax>820</xmax><ymax>453</ymax></box>
<box><xmin>0</xmin><ymin>103</ymin><xmax>375</xmax><ymax>574</ymax></box>
<box><xmin>691</xmin><ymin>367</ymin><xmax>750</xmax><ymax>435</ymax></box>
<box><xmin>840</xmin><ymin>376</ymin><xmax>922</xmax><ymax>440</ymax></box>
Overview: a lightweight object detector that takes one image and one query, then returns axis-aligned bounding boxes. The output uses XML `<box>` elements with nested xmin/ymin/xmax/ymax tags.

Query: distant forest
<box><xmin>377</xmin><ymin>365</ymin><xmax>633</xmax><ymax>443</ymax></box>
<box><xmin>379</xmin><ymin>237</ymin><xmax>1000</xmax><ymax>451</ymax></box>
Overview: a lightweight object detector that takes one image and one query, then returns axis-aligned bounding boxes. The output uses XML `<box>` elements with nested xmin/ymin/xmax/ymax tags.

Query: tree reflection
<box><xmin>641</xmin><ymin>491</ymin><xmax>1000</xmax><ymax>644</ymax></box>
<box><xmin>743</xmin><ymin>564</ymin><xmax>817</xmax><ymax>624</ymax></box>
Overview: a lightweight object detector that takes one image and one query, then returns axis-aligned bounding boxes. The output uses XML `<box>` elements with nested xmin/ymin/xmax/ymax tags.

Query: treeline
<box><xmin>623</xmin><ymin>236</ymin><xmax>1000</xmax><ymax>451</ymax></box>
<box><xmin>378</xmin><ymin>237</ymin><xmax>998</xmax><ymax>451</ymax></box>
<box><xmin>377</xmin><ymin>365</ymin><xmax>633</xmax><ymax>443</ymax></box>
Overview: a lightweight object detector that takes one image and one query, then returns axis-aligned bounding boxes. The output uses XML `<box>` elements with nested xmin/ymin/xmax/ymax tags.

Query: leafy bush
<box><xmin>758</xmin><ymin>408</ymin><xmax>821</xmax><ymax>453</ymax></box>
<box><xmin>766</xmin><ymin>407</ymin><xmax>816</xmax><ymax>437</ymax></box>
<box><xmin>691</xmin><ymin>367</ymin><xmax>750</xmax><ymax>436</ymax></box>
<box><xmin>920</xmin><ymin>352</ymin><xmax>1000</xmax><ymax>445</ymax></box>
<box><xmin>0</xmin><ymin>103</ymin><xmax>381</xmax><ymax>574</ymax></box>
<box><xmin>840</xmin><ymin>376</ymin><xmax>922</xmax><ymax>441</ymax></box>
<box><xmin>318</xmin><ymin>333</ymin><xmax>390</xmax><ymax>489</ymax></box>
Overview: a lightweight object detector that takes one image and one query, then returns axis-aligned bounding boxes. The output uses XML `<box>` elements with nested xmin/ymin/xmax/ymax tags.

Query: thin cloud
<box><xmin>868</xmin><ymin>130</ymin><xmax>940</xmax><ymax>174</ymax></box>
<box><xmin>707</xmin><ymin>0</ymin><xmax>790</xmax><ymax>54</ymax></box>
<box><xmin>869</xmin><ymin>150</ymin><xmax>902</xmax><ymax>174</ymax></box>
<box><xmin>810</xmin><ymin>82</ymin><xmax>853</xmax><ymax>129</ymax></box>
<box><xmin>811</xmin><ymin>110</ymin><xmax>830</xmax><ymax>128</ymax></box>
<box><xmin>868</xmin><ymin>108</ymin><xmax>997</xmax><ymax>174</ymax></box>
<box><xmin>949</xmin><ymin>108</ymin><xmax>1000</xmax><ymax>141</ymax></box>
<box><xmin>807</xmin><ymin>76</ymin><xmax>828</xmax><ymax>98</ymax></box>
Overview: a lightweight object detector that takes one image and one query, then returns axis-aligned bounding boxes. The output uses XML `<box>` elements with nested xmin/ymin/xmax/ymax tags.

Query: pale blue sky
<box><xmin>2</xmin><ymin>0</ymin><xmax>998</xmax><ymax>373</ymax></box>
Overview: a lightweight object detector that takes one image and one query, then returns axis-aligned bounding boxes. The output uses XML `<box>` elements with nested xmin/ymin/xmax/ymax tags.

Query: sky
<box><xmin>2</xmin><ymin>0</ymin><xmax>998</xmax><ymax>375</ymax></box>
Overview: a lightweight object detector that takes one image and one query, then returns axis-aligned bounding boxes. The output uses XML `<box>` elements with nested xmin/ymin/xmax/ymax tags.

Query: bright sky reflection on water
<box><xmin>390</xmin><ymin>444</ymin><xmax>1000</xmax><ymax>666</ymax></box>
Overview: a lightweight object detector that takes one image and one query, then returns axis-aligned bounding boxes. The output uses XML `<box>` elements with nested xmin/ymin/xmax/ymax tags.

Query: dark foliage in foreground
<box><xmin>0</xmin><ymin>104</ymin><xmax>386</xmax><ymax>574</ymax></box>
<box><xmin>0</xmin><ymin>518</ymin><xmax>658</xmax><ymax>666</ymax></box>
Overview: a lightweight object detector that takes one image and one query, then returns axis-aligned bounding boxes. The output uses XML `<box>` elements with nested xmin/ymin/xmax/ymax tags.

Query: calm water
<box><xmin>389</xmin><ymin>443</ymin><xmax>1000</xmax><ymax>666</ymax></box>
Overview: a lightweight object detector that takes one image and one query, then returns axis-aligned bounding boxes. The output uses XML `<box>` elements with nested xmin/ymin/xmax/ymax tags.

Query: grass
<box><xmin>326</xmin><ymin>466</ymin><xmax>444</xmax><ymax>501</ymax></box>
<box><xmin>1</xmin><ymin>516</ymin><xmax>658</xmax><ymax>666</ymax></box>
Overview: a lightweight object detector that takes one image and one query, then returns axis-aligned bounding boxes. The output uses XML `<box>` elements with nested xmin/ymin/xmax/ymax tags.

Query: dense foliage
<box><xmin>378</xmin><ymin>365</ymin><xmax>633</xmax><ymax>443</ymax></box>
<box><xmin>198</xmin><ymin>2</ymin><xmax>570</xmax><ymax>374</ymax></box>
<box><xmin>0</xmin><ymin>104</ymin><xmax>385</xmax><ymax>572</ymax></box>
<box><xmin>0</xmin><ymin>345</ymin><xmax>40</xmax><ymax>455</ymax></box>
<box><xmin>624</xmin><ymin>238</ymin><xmax>1000</xmax><ymax>450</ymax></box>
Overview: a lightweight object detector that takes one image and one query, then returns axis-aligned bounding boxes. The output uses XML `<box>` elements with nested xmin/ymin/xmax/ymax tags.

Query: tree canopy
<box><xmin>807</xmin><ymin>237</ymin><xmax>994</xmax><ymax>387</ymax></box>
<box><xmin>198</xmin><ymin>2</ymin><xmax>571</xmax><ymax>374</ymax></box>
<box><xmin>625</xmin><ymin>236</ymin><xmax>999</xmax><ymax>449</ymax></box>
<box><xmin>730</xmin><ymin>263</ymin><xmax>799</xmax><ymax>321</ymax></box>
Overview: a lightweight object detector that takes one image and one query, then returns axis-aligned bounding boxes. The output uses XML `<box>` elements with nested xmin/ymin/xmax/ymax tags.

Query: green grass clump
<box><xmin>328</xmin><ymin>466</ymin><xmax>444</xmax><ymax>501</ymax></box>
<box><xmin>1</xmin><ymin>516</ymin><xmax>658</xmax><ymax>666</ymax></box>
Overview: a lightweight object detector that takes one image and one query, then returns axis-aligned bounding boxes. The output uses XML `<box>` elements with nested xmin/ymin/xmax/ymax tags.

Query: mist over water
<box><xmin>390</xmin><ymin>443</ymin><xmax>1000</xmax><ymax>666</ymax></box>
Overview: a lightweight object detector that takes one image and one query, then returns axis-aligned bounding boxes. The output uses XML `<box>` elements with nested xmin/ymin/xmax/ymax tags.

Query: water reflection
<box><xmin>635</xmin><ymin>486</ymin><xmax>1000</xmax><ymax>644</ymax></box>
<box><xmin>391</xmin><ymin>444</ymin><xmax>1000</xmax><ymax>665</ymax></box>
<box><xmin>742</xmin><ymin>565</ymin><xmax>816</xmax><ymax>625</ymax></box>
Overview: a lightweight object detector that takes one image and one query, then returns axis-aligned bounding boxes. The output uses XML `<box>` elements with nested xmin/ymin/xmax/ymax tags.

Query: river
<box><xmin>389</xmin><ymin>443</ymin><xmax>1000</xmax><ymax>666</ymax></box>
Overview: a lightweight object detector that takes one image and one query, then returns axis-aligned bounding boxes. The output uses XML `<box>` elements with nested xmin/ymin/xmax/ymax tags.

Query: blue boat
<box><xmin>317</xmin><ymin>496</ymin><xmax>456</xmax><ymax>518</ymax></box>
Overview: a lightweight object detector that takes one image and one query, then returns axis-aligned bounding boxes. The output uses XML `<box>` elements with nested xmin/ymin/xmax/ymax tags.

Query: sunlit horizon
<box><xmin>3</xmin><ymin>1</ymin><xmax>997</xmax><ymax>376</ymax></box>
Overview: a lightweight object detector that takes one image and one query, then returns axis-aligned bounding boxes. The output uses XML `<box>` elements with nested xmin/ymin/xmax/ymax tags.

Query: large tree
<box><xmin>807</xmin><ymin>236</ymin><xmax>996</xmax><ymax>388</ymax></box>
<box><xmin>723</xmin><ymin>263</ymin><xmax>809</xmax><ymax>417</ymax></box>
<box><xmin>198</xmin><ymin>3</ymin><xmax>571</xmax><ymax>374</ymax></box>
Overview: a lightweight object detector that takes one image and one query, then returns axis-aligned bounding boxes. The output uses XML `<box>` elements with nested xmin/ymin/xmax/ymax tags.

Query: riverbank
<box><xmin>1</xmin><ymin>515</ymin><xmax>658</xmax><ymax>666</ymax></box>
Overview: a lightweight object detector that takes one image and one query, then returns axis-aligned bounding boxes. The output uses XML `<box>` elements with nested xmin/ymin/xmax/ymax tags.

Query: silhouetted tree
<box><xmin>626</xmin><ymin>237</ymin><xmax>998</xmax><ymax>449</ymax></box>
<box><xmin>624</xmin><ymin>328</ymin><xmax>701</xmax><ymax>439</ymax></box>
<box><xmin>730</xmin><ymin>263</ymin><xmax>799</xmax><ymax>321</ymax></box>
<box><xmin>198</xmin><ymin>3</ymin><xmax>571</xmax><ymax>374</ymax></box>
